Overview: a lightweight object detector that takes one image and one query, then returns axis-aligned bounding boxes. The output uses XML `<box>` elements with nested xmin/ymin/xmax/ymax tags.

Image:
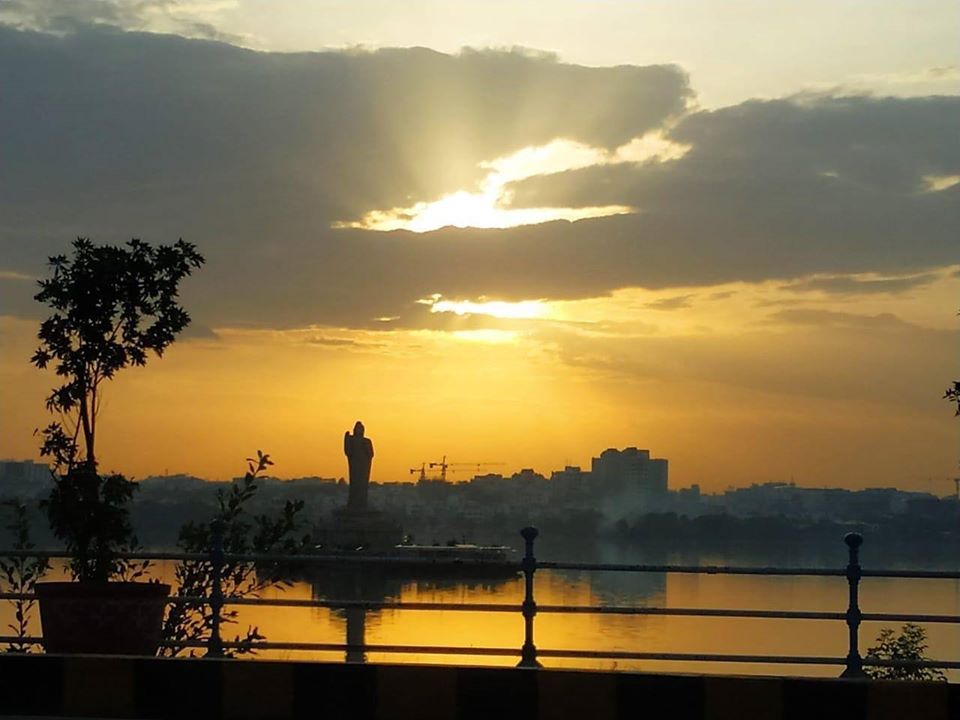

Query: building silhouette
<box><xmin>591</xmin><ymin>447</ymin><xmax>669</xmax><ymax>503</ymax></box>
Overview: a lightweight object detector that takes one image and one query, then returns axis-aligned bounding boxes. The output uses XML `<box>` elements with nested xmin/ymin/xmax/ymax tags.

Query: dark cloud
<box><xmin>0</xmin><ymin>0</ymin><xmax>237</xmax><ymax>42</ymax></box>
<box><xmin>780</xmin><ymin>273</ymin><xmax>938</xmax><ymax>295</ymax></box>
<box><xmin>1</xmin><ymin>25</ymin><xmax>956</xmax><ymax>333</ymax></box>
<box><xmin>502</xmin><ymin>95</ymin><xmax>959</xmax><ymax>296</ymax></box>
<box><xmin>0</xmin><ymin>25</ymin><xmax>688</xmax><ymax>245</ymax></box>
<box><xmin>644</xmin><ymin>294</ymin><xmax>693</xmax><ymax>311</ymax></box>
<box><xmin>765</xmin><ymin>309</ymin><xmax>913</xmax><ymax>329</ymax></box>
<box><xmin>511</xmin><ymin>95</ymin><xmax>960</xmax><ymax>203</ymax></box>
<box><xmin>0</xmin><ymin>25</ymin><xmax>692</xmax><ymax>327</ymax></box>
<box><xmin>178</xmin><ymin>322</ymin><xmax>219</xmax><ymax>340</ymax></box>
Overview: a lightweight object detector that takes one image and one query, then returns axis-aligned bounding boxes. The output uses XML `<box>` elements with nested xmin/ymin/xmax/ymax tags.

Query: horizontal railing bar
<box><xmin>3</xmin><ymin>591</ymin><xmax>958</xmax><ymax>624</ymax></box>
<box><xmin>3</xmin><ymin>549</ymin><xmax>959</xmax><ymax>579</ymax></box>
<box><xmin>219</xmin><ymin>597</ymin><xmax>521</xmax><ymax>612</ymax></box>
<box><xmin>539</xmin><ymin>561</ymin><xmax>960</xmax><ymax>579</ymax></box>
<box><xmin>156</xmin><ymin>638</ymin><xmax>519</xmax><ymax>657</ymax></box>
<box><xmin>860</xmin><ymin>569</ymin><xmax>960</xmax><ymax>579</ymax></box>
<box><xmin>539</xmin><ymin>605</ymin><xmax>850</xmax><ymax>619</ymax></box>
<box><xmin>860</xmin><ymin>612</ymin><xmax>960</xmax><ymax>623</ymax></box>
<box><xmin>537</xmin><ymin>606</ymin><xmax>960</xmax><ymax>624</ymax></box>
<box><xmin>210</xmin><ymin>642</ymin><xmax>520</xmax><ymax>657</ymax></box>
<box><xmin>5</xmin><ymin>635</ymin><xmax>956</xmax><ymax>669</ymax></box>
<box><xmin>534</xmin><ymin>650</ymin><xmax>960</xmax><ymax>668</ymax></box>
<box><xmin>537</xmin><ymin>650</ymin><xmax>846</xmax><ymax>664</ymax></box>
<box><xmin>207</xmin><ymin>599</ymin><xmax>960</xmax><ymax>623</ymax></box>
<box><xmin>538</xmin><ymin>561</ymin><xmax>843</xmax><ymax>576</ymax></box>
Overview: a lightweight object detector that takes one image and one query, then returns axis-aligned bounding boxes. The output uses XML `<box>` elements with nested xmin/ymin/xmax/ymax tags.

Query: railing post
<box><xmin>207</xmin><ymin>519</ymin><xmax>225</xmax><ymax>658</ymax></box>
<box><xmin>517</xmin><ymin>526</ymin><xmax>542</xmax><ymax>668</ymax></box>
<box><xmin>840</xmin><ymin>532</ymin><xmax>866</xmax><ymax>678</ymax></box>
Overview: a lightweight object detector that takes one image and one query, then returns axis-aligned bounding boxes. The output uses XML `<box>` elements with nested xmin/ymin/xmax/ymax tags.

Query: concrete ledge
<box><xmin>0</xmin><ymin>654</ymin><xmax>956</xmax><ymax>720</ymax></box>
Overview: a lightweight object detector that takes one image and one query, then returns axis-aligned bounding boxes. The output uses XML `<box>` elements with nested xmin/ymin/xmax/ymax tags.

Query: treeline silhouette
<box><xmin>3</xmin><ymin>476</ymin><xmax>957</xmax><ymax>566</ymax></box>
<box><xmin>606</xmin><ymin>511</ymin><xmax>960</xmax><ymax>564</ymax></box>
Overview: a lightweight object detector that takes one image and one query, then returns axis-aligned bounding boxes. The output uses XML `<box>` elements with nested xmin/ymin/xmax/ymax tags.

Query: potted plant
<box><xmin>31</xmin><ymin>237</ymin><xmax>204</xmax><ymax>655</ymax></box>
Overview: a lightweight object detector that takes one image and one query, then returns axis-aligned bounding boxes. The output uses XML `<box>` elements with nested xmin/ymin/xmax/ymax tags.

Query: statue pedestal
<box><xmin>323</xmin><ymin>507</ymin><xmax>403</xmax><ymax>552</ymax></box>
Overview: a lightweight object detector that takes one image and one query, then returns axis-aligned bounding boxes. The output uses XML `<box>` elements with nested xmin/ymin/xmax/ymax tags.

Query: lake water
<box><xmin>6</xmin><ymin>555</ymin><xmax>959</xmax><ymax>679</ymax></box>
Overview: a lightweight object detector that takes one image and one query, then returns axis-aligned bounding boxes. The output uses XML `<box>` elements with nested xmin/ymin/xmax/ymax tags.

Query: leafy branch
<box><xmin>945</xmin><ymin>307</ymin><xmax>959</xmax><ymax>416</ymax></box>
<box><xmin>161</xmin><ymin>452</ymin><xmax>311</xmax><ymax>657</ymax></box>
<box><xmin>864</xmin><ymin>623</ymin><xmax>946</xmax><ymax>681</ymax></box>
<box><xmin>0</xmin><ymin>502</ymin><xmax>50</xmax><ymax>652</ymax></box>
<box><xmin>944</xmin><ymin>381</ymin><xmax>960</xmax><ymax>416</ymax></box>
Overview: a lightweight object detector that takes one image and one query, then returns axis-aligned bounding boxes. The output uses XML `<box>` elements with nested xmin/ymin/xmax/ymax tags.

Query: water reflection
<box><xmin>307</xmin><ymin>568</ymin><xmax>528</xmax><ymax>663</ymax></box>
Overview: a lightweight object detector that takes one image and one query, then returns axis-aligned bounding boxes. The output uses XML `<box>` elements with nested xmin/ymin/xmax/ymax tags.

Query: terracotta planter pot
<box><xmin>36</xmin><ymin>581</ymin><xmax>171</xmax><ymax>656</ymax></box>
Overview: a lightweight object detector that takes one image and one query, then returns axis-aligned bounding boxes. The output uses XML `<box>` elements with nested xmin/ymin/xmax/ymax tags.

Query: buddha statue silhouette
<box><xmin>344</xmin><ymin>421</ymin><xmax>374</xmax><ymax>512</ymax></box>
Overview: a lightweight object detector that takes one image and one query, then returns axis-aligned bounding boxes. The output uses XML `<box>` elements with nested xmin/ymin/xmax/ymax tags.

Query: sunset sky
<box><xmin>1</xmin><ymin>1</ymin><xmax>958</xmax><ymax>491</ymax></box>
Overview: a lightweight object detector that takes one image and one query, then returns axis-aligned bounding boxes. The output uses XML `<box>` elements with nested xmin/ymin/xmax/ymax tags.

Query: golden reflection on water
<box><xmin>175</xmin><ymin>565</ymin><xmax>960</xmax><ymax>679</ymax></box>
<box><xmin>9</xmin><ymin>562</ymin><xmax>958</xmax><ymax>679</ymax></box>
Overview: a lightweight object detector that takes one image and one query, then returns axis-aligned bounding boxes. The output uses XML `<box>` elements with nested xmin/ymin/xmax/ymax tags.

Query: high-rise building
<box><xmin>590</xmin><ymin>447</ymin><xmax>668</xmax><ymax>502</ymax></box>
<box><xmin>0</xmin><ymin>459</ymin><xmax>52</xmax><ymax>498</ymax></box>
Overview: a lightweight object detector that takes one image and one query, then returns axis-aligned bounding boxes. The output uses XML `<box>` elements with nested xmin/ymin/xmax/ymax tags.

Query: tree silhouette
<box><xmin>945</xmin><ymin>381</ymin><xmax>960</xmax><ymax>416</ymax></box>
<box><xmin>946</xmin><ymin>307</ymin><xmax>959</xmax><ymax>416</ymax></box>
<box><xmin>32</xmin><ymin>237</ymin><xmax>205</xmax><ymax>470</ymax></box>
<box><xmin>31</xmin><ymin>238</ymin><xmax>204</xmax><ymax>582</ymax></box>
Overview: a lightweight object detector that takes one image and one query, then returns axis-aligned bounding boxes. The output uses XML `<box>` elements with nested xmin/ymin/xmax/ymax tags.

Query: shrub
<box><xmin>161</xmin><ymin>452</ymin><xmax>311</xmax><ymax>657</ymax></box>
<box><xmin>0</xmin><ymin>501</ymin><xmax>49</xmax><ymax>652</ymax></box>
<box><xmin>864</xmin><ymin>623</ymin><xmax>946</xmax><ymax>681</ymax></box>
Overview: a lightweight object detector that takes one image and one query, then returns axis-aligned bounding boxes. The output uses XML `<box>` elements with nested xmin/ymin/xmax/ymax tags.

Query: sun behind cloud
<box><xmin>337</xmin><ymin>134</ymin><xmax>688</xmax><ymax>232</ymax></box>
<box><xmin>424</xmin><ymin>295</ymin><xmax>547</xmax><ymax>320</ymax></box>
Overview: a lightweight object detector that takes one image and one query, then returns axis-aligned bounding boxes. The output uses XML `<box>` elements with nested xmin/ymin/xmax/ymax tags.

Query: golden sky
<box><xmin>0</xmin><ymin>1</ymin><xmax>958</xmax><ymax>491</ymax></box>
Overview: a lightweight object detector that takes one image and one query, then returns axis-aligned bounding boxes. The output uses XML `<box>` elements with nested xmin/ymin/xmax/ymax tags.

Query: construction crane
<box><xmin>409</xmin><ymin>463</ymin><xmax>427</xmax><ymax>482</ymax></box>
<box><xmin>428</xmin><ymin>456</ymin><xmax>450</xmax><ymax>482</ymax></box>
<box><xmin>428</xmin><ymin>456</ymin><xmax>504</xmax><ymax>482</ymax></box>
<box><xmin>449</xmin><ymin>461</ymin><xmax>506</xmax><ymax>477</ymax></box>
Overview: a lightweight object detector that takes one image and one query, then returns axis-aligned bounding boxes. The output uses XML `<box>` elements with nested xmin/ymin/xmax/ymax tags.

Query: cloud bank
<box><xmin>1</xmin><ymin>23</ymin><xmax>957</xmax><ymax>332</ymax></box>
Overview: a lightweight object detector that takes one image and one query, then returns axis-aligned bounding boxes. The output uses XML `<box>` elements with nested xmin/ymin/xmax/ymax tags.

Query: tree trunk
<box><xmin>79</xmin><ymin>392</ymin><xmax>95</xmax><ymax>469</ymax></box>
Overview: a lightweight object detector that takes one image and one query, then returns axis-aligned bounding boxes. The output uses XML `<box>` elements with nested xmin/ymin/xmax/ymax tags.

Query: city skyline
<box><xmin>1</xmin><ymin>2</ymin><xmax>958</xmax><ymax>491</ymax></box>
<box><xmin>2</xmin><ymin>441</ymin><xmax>956</xmax><ymax>499</ymax></box>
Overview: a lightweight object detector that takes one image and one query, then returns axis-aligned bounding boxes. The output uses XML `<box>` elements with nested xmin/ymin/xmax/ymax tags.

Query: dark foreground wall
<box><xmin>0</xmin><ymin>655</ymin><xmax>956</xmax><ymax>720</ymax></box>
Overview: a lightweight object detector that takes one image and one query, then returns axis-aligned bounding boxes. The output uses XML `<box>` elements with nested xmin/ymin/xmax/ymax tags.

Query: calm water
<box><xmin>8</xmin><ymin>557</ymin><xmax>959</xmax><ymax>679</ymax></box>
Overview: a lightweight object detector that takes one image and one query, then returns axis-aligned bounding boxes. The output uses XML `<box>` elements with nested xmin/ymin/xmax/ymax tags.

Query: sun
<box><xmin>335</xmin><ymin>138</ymin><xmax>658</xmax><ymax>233</ymax></box>
<box><xmin>407</xmin><ymin>189</ymin><xmax>507</xmax><ymax>232</ymax></box>
<box><xmin>429</xmin><ymin>297</ymin><xmax>546</xmax><ymax>320</ymax></box>
<box><xmin>353</xmin><ymin>186</ymin><xmax>631</xmax><ymax>234</ymax></box>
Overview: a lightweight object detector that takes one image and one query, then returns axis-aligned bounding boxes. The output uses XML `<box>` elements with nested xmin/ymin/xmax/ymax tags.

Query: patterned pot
<box><xmin>36</xmin><ymin>581</ymin><xmax>171</xmax><ymax>656</ymax></box>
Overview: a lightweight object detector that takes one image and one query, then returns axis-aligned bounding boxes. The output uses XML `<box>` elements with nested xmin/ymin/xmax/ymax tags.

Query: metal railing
<box><xmin>2</xmin><ymin>528</ymin><xmax>959</xmax><ymax>677</ymax></box>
